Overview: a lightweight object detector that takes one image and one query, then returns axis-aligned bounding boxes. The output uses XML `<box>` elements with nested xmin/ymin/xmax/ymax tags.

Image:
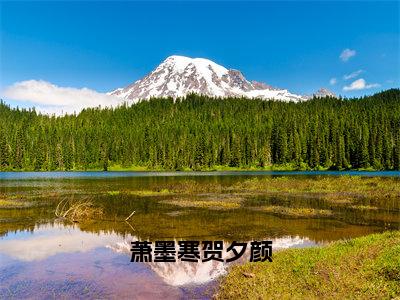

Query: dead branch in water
<box><xmin>125</xmin><ymin>210</ymin><xmax>136</xmax><ymax>221</ymax></box>
<box><xmin>124</xmin><ymin>220</ymin><xmax>136</xmax><ymax>232</ymax></box>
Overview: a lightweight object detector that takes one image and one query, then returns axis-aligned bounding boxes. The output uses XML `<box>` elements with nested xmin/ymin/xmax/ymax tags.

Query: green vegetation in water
<box><xmin>1</xmin><ymin>176</ymin><xmax>399</xmax><ymax>238</ymax></box>
<box><xmin>253</xmin><ymin>206</ymin><xmax>333</xmax><ymax>218</ymax></box>
<box><xmin>0</xmin><ymin>194</ymin><xmax>40</xmax><ymax>208</ymax></box>
<box><xmin>107</xmin><ymin>189</ymin><xmax>172</xmax><ymax>197</ymax></box>
<box><xmin>0</xmin><ymin>198</ymin><xmax>27</xmax><ymax>208</ymax></box>
<box><xmin>162</xmin><ymin>199</ymin><xmax>242</xmax><ymax>210</ymax></box>
<box><xmin>107</xmin><ymin>191</ymin><xmax>121</xmax><ymax>196</ymax></box>
<box><xmin>216</xmin><ymin>230</ymin><xmax>400</xmax><ymax>299</ymax></box>
<box><xmin>349</xmin><ymin>204</ymin><xmax>379</xmax><ymax>211</ymax></box>
<box><xmin>234</xmin><ymin>176</ymin><xmax>400</xmax><ymax>202</ymax></box>
<box><xmin>127</xmin><ymin>189</ymin><xmax>172</xmax><ymax>197</ymax></box>
<box><xmin>1</xmin><ymin>89</ymin><xmax>399</xmax><ymax>172</ymax></box>
<box><xmin>0</xmin><ymin>176</ymin><xmax>399</xmax><ymax>243</ymax></box>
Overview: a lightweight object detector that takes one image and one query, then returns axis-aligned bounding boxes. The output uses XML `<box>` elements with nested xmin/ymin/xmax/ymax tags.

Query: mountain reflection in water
<box><xmin>0</xmin><ymin>223</ymin><xmax>315</xmax><ymax>298</ymax></box>
<box><xmin>108</xmin><ymin>234</ymin><xmax>314</xmax><ymax>286</ymax></box>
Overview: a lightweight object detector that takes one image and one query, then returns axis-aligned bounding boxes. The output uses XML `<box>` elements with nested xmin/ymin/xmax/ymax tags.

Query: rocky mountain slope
<box><xmin>109</xmin><ymin>55</ymin><xmax>311</xmax><ymax>102</ymax></box>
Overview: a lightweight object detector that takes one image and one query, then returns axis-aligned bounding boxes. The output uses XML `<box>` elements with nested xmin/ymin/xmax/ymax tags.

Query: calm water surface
<box><xmin>1</xmin><ymin>170</ymin><xmax>399</xmax><ymax>180</ymax></box>
<box><xmin>0</xmin><ymin>172</ymin><xmax>399</xmax><ymax>299</ymax></box>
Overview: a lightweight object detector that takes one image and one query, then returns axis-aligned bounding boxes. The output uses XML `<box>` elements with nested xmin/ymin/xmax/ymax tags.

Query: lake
<box><xmin>0</xmin><ymin>172</ymin><xmax>399</xmax><ymax>299</ymax></box>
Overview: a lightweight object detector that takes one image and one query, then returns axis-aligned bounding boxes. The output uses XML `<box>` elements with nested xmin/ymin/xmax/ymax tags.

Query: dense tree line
<box><xmin>0</xmin><ymin>89</ymin><xmax>399</xmax><ymax>171</ymax></box>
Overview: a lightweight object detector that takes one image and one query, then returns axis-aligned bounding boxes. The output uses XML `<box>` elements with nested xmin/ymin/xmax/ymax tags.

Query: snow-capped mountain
<box><xmin>109</xmin><ymin>55</ymin><xmax>307</xmax><ymax>102</ymax></box>
<box><xmin>303</xmin><ymin>88</ymin><xmax>337</xmax><ymax>100</ymax></box>
<box><xmin>313</xmin><ymin>88</ymin><xmax>336</xmax><ymax>98</ymax></box>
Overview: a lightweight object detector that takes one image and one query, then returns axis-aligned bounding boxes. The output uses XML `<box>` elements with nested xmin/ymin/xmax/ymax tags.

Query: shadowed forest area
<box><xmin>0</xmin><ymin>89</ymin><xmax>399</xmax><ymax>171</ymax></box>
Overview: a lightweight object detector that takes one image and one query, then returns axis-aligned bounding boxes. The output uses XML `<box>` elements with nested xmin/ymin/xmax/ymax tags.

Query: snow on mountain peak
<box><xmin>110</xmin><ymin>55</ymin><xmax>307</xmax><ymax>102</ymax></box>
<box><xmin>161</xmin><ymin>55</ymin><xmax>228</xmax><ymax>76</ymax></box>
<box><xmin>314</xmin><ymin>88</ymin><xmax>336</xmax><ymax>98</ymax></box>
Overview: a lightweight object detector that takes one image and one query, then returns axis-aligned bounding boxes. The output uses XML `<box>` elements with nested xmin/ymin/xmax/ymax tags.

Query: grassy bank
<box><xmin>234</xmin><ymin>176</ymin><xmax>400</xmax><ymax>201</ymax></box>
<box><xmin>216</xmin><ymin>231</ymin><xmax>400</xmax><ymax>299</ymax></box>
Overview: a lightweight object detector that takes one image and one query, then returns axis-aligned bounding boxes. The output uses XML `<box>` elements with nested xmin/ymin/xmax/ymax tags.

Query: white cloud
<box><xmin>0</xmin><ymin>223</ymin><xmax>124</xmax><ymax>261</ymax></box>
<box><xmin>329</xmin><ymin>78</ymin><xmax>337</xmax><ymax>85</ymax></box>
<box><xmin>340</xmin><ymin>48</ymin><xmax>356</xmax><ymax>62</ymax></box>
<box><xmin>343</xmin><ymin>78</ymin><xmax>380</xmax><ymax>91</ymax></box>
<box><xmin>2</xmin><ymin>80</ymin><xmax>122</xmax><ymax>115</ymax></box>
<box><xmin>343</xmin><ymin>69</ymin><xmax>363</xmax><ymax>80</ymax></box>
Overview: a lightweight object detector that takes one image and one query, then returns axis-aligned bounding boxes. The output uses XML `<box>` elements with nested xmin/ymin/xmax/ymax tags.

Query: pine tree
<box><xmin>0</xmin><ymin>130</ymin><xmax>10</xmax><ymax>169</ymax></box>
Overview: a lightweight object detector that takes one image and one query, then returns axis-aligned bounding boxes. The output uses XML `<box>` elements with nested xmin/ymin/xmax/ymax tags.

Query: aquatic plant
<box><xmin>107</xmin><ymin>191</ymin><xmax>121</xmax><ymax>196</ymax></box>
<box><xmin>127</xmin><ymin>189</ymin><xmax>172</xmax><ymax>196</ymax></box>
<box><xmin>255</xmin><ymin>205</ymin><xmax>334</xmax><ymax>218</ymax></box>
<box><xmin>162</xmin><ymin>199</ymin><xmax>242</xmax><ymax>210</ymax></box>
<box><xmin>55</xmin><ymin>198</ymin><xmax>103</xmax><ymax>222</ymax></box>
<box><xmin>0</xmin><ymin>199</ymin><xmax>25</xmax><ymax>208</ymax></box>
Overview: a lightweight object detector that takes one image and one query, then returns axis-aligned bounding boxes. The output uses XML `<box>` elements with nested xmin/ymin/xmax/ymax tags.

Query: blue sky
<box><xmin>0</xmin><ymin>1</ymin><xmax>399</xmax><ymax>111</ymax></box>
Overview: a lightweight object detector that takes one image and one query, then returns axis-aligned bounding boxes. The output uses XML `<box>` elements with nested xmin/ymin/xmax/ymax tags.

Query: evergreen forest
<box><xmin>0</xmin><ymin>89</ymin><xmax>399</xmax><ymax>171</ymax></box>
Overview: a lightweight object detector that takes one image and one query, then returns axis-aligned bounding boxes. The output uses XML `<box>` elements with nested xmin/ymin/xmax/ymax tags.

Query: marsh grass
<box><xmin>55</xmin><ymin>199</ymin><xmax>103</xmax><ymax>222</ymax></box>
<box><xmin>107</xmin><ymin>191</ymin><xmax>120</xmax><ymax>196</ymax></box>
<box><xmin>127</xmin><ymin>189</ymin><xmax>172</xmax><ymax>197</ymax></box>
<box><xmin>234</xmin><ymin>176</ymin><xmax>400</xmax><ymax>199</ymax></box>
<box><xmin>216</xmin><ymin>231</ymin><xmax>400</xmax><ymax>299</ymax></box>
<box><xmin>155</xmin><ymin>177</ymin><xmax>399</xmax><ymax>218</ymax></box>
<box><xmin>148</xmin><ymin>177</ymin><xmax>399</xmax><ymax>208</ymax></box>
<box><xmin>0</xmin><ymin>195</ymin><xmax>37</xmax><ymax>208</ymax></box>
<box><xmin>0</xmin><ymin>199</ymin><xmax>26</xmax><ymax>208</ymax></box>
<box><xmin>106</xmin><ymin>189</ymin><xmax>172</xmax><ymax>197</ymax></box>
<box><xmin>231</xmin><ymin>176</ymin><xmax>400</xmax><ymax>213</ymax></box>
<box><xmin>3</xmin><ymin>176</ymin><xmax>399</xmax><ymax>225</ymax></box>
<box><xmin>105</xmin><ymin>177</ymin><xmax>399</xmax><ymax>210</ymax></box>
<box><xmin>253</xmin><ymin>206</ymin><xmax>334</xmax><ymax>218</ymax></box>
<box><xmin>168</xmin><ymin>180</ymin><xmax>224</xmax><ymax>194</ymax></box>
<box><xmin>162</xmin><ymin>199</ymin><xmax>242</xmax><ymax>210</ymax></box>
<box><xmin>349</xmin><ymin>204</ymin><xmax>379</xmax><ymax>211</ymax></box>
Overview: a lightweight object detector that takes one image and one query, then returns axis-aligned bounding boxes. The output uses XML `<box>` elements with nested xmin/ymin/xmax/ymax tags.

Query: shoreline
<box><xmin>1</xmin><ymin>169</ymin><xmax>400</xmax><ymax>180</ymax></box>
<box><xmin>216</xmin><ymin>231</ymin><xmax>400</xmax><ymax>299</ymax></box>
